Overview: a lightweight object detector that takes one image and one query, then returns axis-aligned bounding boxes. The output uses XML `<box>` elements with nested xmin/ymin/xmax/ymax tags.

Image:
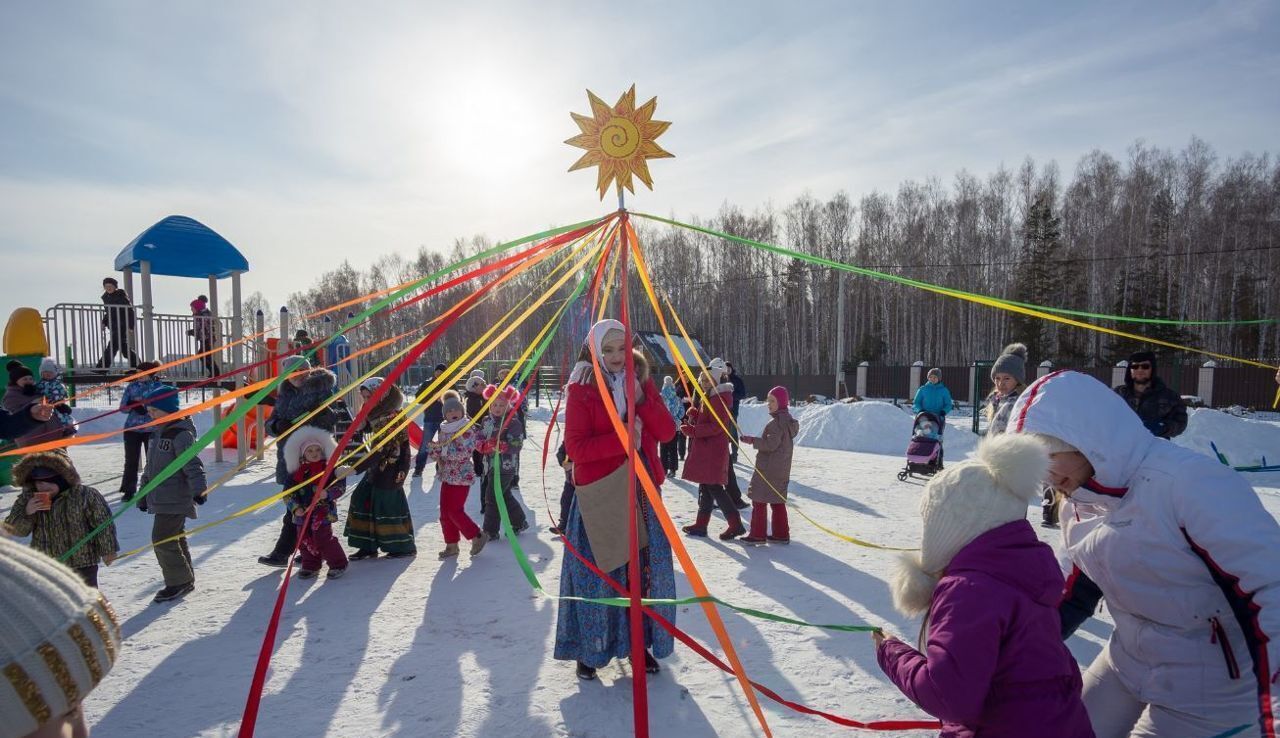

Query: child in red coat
<box><xmin>285</xmin><ymin>426</ymin><xmax>354</xmax><ymax>580</ymax></box>
<box><xmin>680</xmin><ymin>358</ymin><xmax>745</xmax><ymax>540</ymax></box>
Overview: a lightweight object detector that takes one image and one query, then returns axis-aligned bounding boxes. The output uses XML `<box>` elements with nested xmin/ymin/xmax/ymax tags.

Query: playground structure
<box><xmin>29</xmin><ymin>215</ymin><xmax>260</xmax><ymax>463</ymax></box>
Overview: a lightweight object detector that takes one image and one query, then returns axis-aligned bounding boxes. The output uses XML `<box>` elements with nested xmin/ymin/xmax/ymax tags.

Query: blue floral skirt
<box><xmin>553</xmin><ymin>491</ymin><xmax>676</xmax><ymax>667</ymax></box>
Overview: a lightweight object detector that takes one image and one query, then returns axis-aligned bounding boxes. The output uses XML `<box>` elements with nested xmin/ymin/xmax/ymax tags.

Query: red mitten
<box><xmin>498</xmin><ymin>441</ymin><xmax>510</xmax><ymax>454</ymax></box>
<box><xmin>680</xmin><ymin>424</ymin><xmax>694</xmax><ymax>437</ymax></box>
<box><xmin>740</xmin><ymin>435</ymin><xmax>756</xmax><ymax>444</ymax></box>
<box><xmin>685</xmin><ymin>407</ymin><xmax>701</xmax><ymax>423</ymax></box>
<box><xmin>477</xmin><ymin>439</ymin><xmax>496</xmax><ymax>455</ymax></box>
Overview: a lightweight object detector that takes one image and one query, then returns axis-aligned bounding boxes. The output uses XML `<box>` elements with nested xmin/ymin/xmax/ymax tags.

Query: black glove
<box><xmin>55</xmin><ymin>403</ymin><xmax>72</xmax><ymax>415</ymax></box>
<box><xmin>193</xmin><ymin>494</ymin><xmax>207</xmax><ymax>505</ymax></box>
<box><xmin>136</xmin><ymin>496</ymin><xmax>148</xmax><ymax>512</ymax></box>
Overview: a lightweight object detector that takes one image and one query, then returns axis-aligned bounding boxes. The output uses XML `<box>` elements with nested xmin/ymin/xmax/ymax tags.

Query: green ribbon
<box><xmin>58</xmin><ymin>217</ymin><xmax>605</xmax><ymax>563</ymax></box>
<box><xmin>632</xmin><ymin>212</ymin><xmax>1275</xmax><ymax>327</ymax></box>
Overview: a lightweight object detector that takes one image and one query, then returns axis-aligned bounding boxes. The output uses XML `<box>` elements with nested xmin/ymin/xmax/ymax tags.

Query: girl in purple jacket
<box><xmin>874</xmin><ymin>433</ymin><xmax>1093</xmax><ymax>738</ymax></box>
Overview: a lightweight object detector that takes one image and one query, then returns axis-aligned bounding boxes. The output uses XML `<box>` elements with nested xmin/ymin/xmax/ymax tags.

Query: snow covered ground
<box><xmin>2</xmin><ymin>400</ymin><xmax>1277</xmax><ymax>737</ymax></box>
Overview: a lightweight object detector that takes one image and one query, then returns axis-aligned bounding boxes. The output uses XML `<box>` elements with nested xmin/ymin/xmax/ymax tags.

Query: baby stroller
<box><xmin>896</xmin><ymin>411</ymin><xmax>944</xmax><ymax>481</ymax></box>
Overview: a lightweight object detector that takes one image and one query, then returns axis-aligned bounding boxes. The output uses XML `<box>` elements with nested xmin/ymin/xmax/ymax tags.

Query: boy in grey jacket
<box><xmin>138</xmin><ymin>384</ymin><xmax>207</xmax><ymax>603</ymax></box>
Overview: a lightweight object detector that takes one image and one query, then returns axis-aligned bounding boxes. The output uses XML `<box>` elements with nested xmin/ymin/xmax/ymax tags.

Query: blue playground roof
<box><xmin>113</xmin><ymin>215</ymin><xmax>249</xmax><ymax>279</ymax></box>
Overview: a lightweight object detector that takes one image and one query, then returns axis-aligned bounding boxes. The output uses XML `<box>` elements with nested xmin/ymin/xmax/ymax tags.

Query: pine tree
<box><xmin>1007</xmin><ymin>193</ymin><xmax>1064</xmax><ymax>365</ymax></box>
<box><xmin>1108</xmin><ymin>188</ymin><xmax>1193</xmax><ymax>361</ymax></box>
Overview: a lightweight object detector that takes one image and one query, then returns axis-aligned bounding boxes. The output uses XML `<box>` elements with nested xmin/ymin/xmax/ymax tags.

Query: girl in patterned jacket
<box><xmin>426</xmin><ymin>390</ymin><xmax>486</xmax><ymax>559</ymax></box>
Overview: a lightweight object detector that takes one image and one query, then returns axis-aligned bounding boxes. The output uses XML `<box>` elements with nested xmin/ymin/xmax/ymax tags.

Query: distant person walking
<box><xmin>97</xmin><ymin>277</ymin><xmax>139</xmax><ymax>370</ymax></box>
<box><xmin>187</xmin><ymin>295</ymin><xmax>220</xmax><ymax>377</ymax></box>
<box><xmin>412</xmin><ymin>363</ymin><xmax>448</xmax><ymax>478</ymax></box>
<box><xmin>912</xmin><ymin>368</ymin><xmax>954</xmax><ymax>434</ymax></box>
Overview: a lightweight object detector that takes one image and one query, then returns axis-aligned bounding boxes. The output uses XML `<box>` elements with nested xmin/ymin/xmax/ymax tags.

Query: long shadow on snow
<box><xmin>559</xmin><ymin>659</ymin><xmax>718</xmax><ymax>738</ymax></box>
<box><xmin>377</xmin><ymin>533</ymin><xmax>557</xmax><ymax>737</ymax></box>
<box><xmin>253</xmin><ymin>556</ymin><xmax>402</xmax><ymax>736</ymax></box>
<box><xmin>715</xmin><ymin>541</ymin><xmax>899</xmax><ymax>687</ymax></box>
<box><xmin>786</xmin><ymin>480</ymin><xmax>885</xmax><ymax>519</ymax></box>
<box><xmin>92</xmin><ymin>575</ymin><xmax>288</xmax><ymax>736</ymax></box>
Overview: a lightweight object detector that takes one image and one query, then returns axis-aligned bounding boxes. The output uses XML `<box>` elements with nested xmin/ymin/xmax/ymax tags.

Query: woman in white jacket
<box><xmin>1010</xmin><ymin>370</ymin><xmax>1280</xmax><ymax>738</ymax></box>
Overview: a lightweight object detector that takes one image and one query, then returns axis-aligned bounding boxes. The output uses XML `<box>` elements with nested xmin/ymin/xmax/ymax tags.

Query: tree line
<box><xmin>258</xmin><ymin>137</ymin><xmax>1277</xmax><ymax>376</ymax></box>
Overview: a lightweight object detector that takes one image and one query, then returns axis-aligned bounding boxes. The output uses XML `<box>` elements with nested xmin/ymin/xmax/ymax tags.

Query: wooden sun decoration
<box><xmin>565</xmin><ymin>85</ymin><xmax>674</xmax><ymax>201</ymax></box>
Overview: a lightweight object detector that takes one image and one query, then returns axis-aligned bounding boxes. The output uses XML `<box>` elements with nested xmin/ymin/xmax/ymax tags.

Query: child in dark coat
<box><xmin>477</xmin><ymin>384</ymin><xmax>529</xmax><ymax>541</ymax></box>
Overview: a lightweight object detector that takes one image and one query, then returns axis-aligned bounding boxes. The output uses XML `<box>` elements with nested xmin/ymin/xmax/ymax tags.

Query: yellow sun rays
<box><xmin>565</xmin><ymin>85</ymin><xmax>674</xmax><ymax>201</ymax></box>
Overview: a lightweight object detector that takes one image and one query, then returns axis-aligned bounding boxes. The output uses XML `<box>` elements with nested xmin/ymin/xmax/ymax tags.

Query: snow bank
<box><xmin>1176</xmin><ymin>407</ymin><xmax>1280</xmax><ymax>467</ymax></box>
<box><xmin>739</xmin><ymin>400</ymin><xmax>979</xmax><ymax>457</ymax></box>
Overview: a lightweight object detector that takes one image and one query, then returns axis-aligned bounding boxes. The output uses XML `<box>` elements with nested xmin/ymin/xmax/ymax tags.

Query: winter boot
<box><xmin>297</xmin><ymin>569</ymin><xmax>319</xmax><ymax>580</ymax></box>
<box><xmin>644</xmin><ymin>650</ymin><xmax>661</xmax><ymax>674</ymax></box>
<box><xmin>719</xmin><ymin>522</ymin><xmax>746</xmax><ymax>540</ymax></box>
<box><xmin>326</xmin><ymin>567</ymin><xmax>347</xmax><ymax>579</ymax></box>
<box><xmin>257</xmin><ymin>554</ymin><xmax>289</xmax><ymax>568</ymax></box>
<box><xmin>682</xmin><ymin>512</ymin><xmax>711</xmax><ymax>537</ymax></box>
<box><xmin>576</xmin><ymin>661</ymin><xmax>597</xmax><ymax>681</ymax></box>
<box><xmin>438</xmin><ymin>543</ymin><xmax>460</xmax><ymax>559</ymax></box>
<box><xmin>740</xmin><ymin>536</ymin><xmax>768</xmax><ymax>545</ymax></box>
<box><xmin>766</xmin><ymin>535</ymin><xmax>790</xmax><ymax>544</ymax></box>
<box><xmin>153</xmin><ymin>582</ymin><xmax>194</xmax><ymax>603</ymax></box>
<box><xmin>349</xmin><ymin>548</ymin><xmax>377</xmax><ymax>561</ymax></box>
<box><xmin>469</xmin><ymin>535</ymin><xmax>487</xmax><ymax>556</ymax></box>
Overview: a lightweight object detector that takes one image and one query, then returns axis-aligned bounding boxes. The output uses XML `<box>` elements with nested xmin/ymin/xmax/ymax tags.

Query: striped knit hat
<box><xmin>0</xmin><ymin>537</ymin><xmax>120</xmax><ymax>738</ymax></box>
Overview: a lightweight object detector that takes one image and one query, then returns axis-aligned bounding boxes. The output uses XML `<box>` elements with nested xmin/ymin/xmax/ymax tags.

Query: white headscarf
<box><xmin>569</xmin><ymin>319</ymin><xmax>628</xmax><ymax>417</ymax></box>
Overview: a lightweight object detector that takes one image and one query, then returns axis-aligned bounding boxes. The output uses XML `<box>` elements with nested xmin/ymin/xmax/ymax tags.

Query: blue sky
<box><xmin>1</xmin><ymin>1</ymin><xmax>1276</xmax><ymax>318</ymax></box>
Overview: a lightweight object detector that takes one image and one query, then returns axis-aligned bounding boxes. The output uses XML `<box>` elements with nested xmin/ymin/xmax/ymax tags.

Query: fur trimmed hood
<box><xmin>365</xmin><ymin>382</ymin><xmax>405</xmax><ymax>422</ymax></box>
<box><xmin>12</xmin><ymin>450</ymin><xmax>79</xmax><ymax>488</ymax></box>
<box><xmin>283</xmin><ymin>425</ymin><xmax>338</xmax><ymax>474</ymax></box>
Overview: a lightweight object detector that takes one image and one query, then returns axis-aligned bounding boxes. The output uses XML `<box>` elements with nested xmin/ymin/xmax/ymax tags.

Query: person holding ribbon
<box><xmin>554</xmin><ymin>318</ymin><xmax>677</xmax><ymax>682</ymax></box>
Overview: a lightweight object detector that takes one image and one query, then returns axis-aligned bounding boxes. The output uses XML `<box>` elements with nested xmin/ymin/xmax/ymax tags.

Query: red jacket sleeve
<box><xmin>636</xmin><ymin>378</ymin><xmax>676</xmax><ymax>443</ymax></box>
<box><xmin>690</xmin><ymin>393</ymin><xmax>732</xmax><ymax>439</ymax></box>
<box><xmin>565</xmin><ymin>384</ymin><xmax>626</xmax><ymax>466</ymax></box>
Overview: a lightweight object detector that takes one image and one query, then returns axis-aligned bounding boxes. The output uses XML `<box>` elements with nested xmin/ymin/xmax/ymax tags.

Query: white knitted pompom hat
<box><xmin>0</xmin><ymin>537</ymin><xmax>121</xmax><ymax>738</ymax></box>
<box><xmin>891</xmin><ymin>433</ymin><xmax>1051</xmax><ymax>616</ymax></box>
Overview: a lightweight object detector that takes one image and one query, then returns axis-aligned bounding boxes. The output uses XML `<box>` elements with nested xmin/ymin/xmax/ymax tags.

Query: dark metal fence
<box><xmin>741</xmin><ymin>363</ymin><xmax>1279</xmax><ymax>409</ymax></box>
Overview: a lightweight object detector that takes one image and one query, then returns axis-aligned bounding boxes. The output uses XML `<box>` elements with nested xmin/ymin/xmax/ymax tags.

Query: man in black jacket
<box><xmin>412</xmin><ymin>363</ymin><xmax>448</xmax><ymax>477</ymax></box>
<box><xmin>1113</xmin><ymin>351</ymin><xmax>1187</xmax><ymax>439</ymax></box>
<box><xmin>97</xmin><ymin>277</ymin><xmax>139</xmax><ymax>370</ymax></box>
<box><xmin>725</xmin><ymin>361</ymin><xmax>748</xmax><ymax>508</ymax></box>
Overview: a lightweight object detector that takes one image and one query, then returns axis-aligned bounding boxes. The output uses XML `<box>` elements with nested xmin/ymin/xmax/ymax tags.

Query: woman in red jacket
<box><xmin>679</xmin><ymin>358</ymin><xmax>746</xmax><ymax>540</ymax></box>
<box><xmin>553</xmin><ymin>319</ymin><xmax>678</xmax><ymax>682</ymax></box>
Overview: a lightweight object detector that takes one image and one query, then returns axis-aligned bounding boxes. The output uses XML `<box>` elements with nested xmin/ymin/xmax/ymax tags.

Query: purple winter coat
<box><xmin>877</xmin><ymin>521</ymin><xmax>1093</xmax><ymax>738</ymax></box>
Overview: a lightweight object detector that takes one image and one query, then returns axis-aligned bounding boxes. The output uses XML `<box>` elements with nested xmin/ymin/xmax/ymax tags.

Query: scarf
<box><xmin>439</xmin><ymin>417</ymin><xmax>469</xmax><ymax>437</ymax></box>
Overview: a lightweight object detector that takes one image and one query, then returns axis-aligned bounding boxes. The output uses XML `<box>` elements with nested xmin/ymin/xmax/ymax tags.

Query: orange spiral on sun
<box><xmin>565</xmin><ymin>85</ymin><xmax>674</xmax><ymax>200</ymax></box>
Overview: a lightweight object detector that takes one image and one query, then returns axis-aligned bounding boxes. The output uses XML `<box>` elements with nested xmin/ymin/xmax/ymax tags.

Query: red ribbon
<box><xmin>237</xmin><ymin>219</ymin><xmax>605</xmax><ymax>737</ymax></box>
